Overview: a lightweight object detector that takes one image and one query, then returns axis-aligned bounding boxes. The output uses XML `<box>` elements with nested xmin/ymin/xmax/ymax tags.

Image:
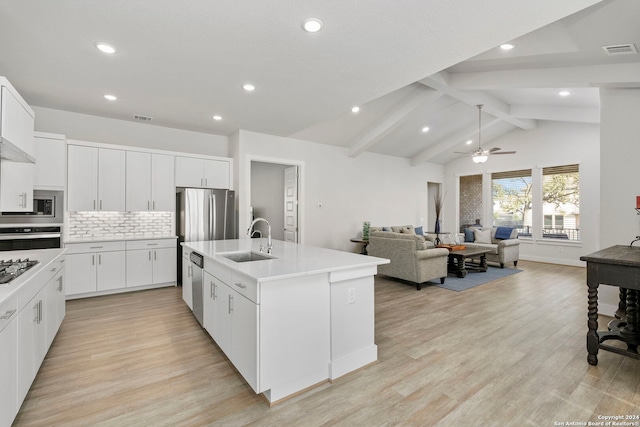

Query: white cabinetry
<box><xmin>126</xmin><ymin>152</ymin><xmax>175</xmax><ymax>212</ymax></box>
<box><xmin>175</xmin><ymin>156</ymin><xmax>230</xmax><ymax>189</ymax></box>
<box><xmin>0</xmin><ymin>295</ymin><xmax>18</xmax><ymax>427</ymax></box>
<box><xmin>182</xmin><ymin>248</ymin><xmax>193</xmax><ymax>310</ymax></box>
<box><xmin>126</xmin><ymin>239</ymin><xmax>177</xmax><ymax>287</ymax></box>
<box><xmin>34</xmin><ymin>132</ymin><xmax>66</xmax><ymax>190</ymax></box>
<box><xmin>202</xmin><ymin>267</ymin><xmax>258</xmax><ymax>390</ymax></box>
<box><xmin>45</xmin><ymin>263</ymin><xmax>65</xmax><ymax>348</ymax></box>
<box><xmin>0</xmin><ymin>78</ymin><xmax>36</xmax><ymax>212</ymax></box>
<box><xmin>65</xmin><ymin>241</ymin><xmax>126</xmax><ymax>296</ymax></box>
<box><xmin>67</xmin><ymin>144</ymin><xmax>126</xmax><ymax>211</ymax></box>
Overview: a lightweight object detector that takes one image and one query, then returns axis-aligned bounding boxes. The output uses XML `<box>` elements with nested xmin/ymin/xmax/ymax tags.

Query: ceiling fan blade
<box><xmin>488</xmin><ymin>147</ymin><xmax>501</xmax><ymax>153</ymax></box>
<box><xmin>491</xmin><ymin>151</ymin><xmax>516</xmax><ymax>155</ymax></box>
<box><xmin>453</xmin><ymin>151</ymin><xmax>471</xmax><ymax>154</ymax></box>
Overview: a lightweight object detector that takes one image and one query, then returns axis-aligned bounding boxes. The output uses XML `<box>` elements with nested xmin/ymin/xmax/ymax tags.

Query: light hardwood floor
<box><xmin>13</xmin><ymin>261</ymin><xmax>640</xmax><ymax>426</ymax></box>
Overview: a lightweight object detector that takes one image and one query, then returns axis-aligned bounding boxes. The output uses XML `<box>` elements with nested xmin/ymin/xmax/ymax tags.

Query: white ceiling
<box><xmin>1</xmin><ymin>0</ymin><xmax>636</xmax><ymax>165</ymax></box>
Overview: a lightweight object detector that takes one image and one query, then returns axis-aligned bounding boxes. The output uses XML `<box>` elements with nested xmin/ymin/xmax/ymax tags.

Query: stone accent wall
<box><xmin>68</xmin><ymin>211</ymin><xmax>173</xmax><ymax>240</ymax></box>
<box><xmin>459</xmin><ymin>175</ymin><xmax>483</xmax><ymax>231</ymax></box>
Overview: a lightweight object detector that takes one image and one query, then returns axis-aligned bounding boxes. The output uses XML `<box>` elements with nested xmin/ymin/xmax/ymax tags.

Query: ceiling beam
<box><xmin>347</xmin><ymin>88</ymin><xmax>443</xmax><ymax>158</ymax></box>
<box><xmin>419</xmin><ymin>73</ymin><xmax>537</xmax><ymax>130</ymax></box>
<box><xmin>410</xmin><ymin>117</ymin><xmax>502</xmax><ymax>166</ymax></box>
<box><xmin>510</xmin><ymin>105</ymin><xmax>600</xmax><ymax>123</ymax></box>
<box><xmin>448</xmin><ymin>63</ymin><xmax>640</xmax><ymax>89</ymax></box>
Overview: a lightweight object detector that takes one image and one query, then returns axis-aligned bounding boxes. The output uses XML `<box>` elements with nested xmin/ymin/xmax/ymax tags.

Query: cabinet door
<box><xmin>0</xmin><ymin>160</ymin><xmax>34</xmax><ymax>212</ymax></box>
<box><xmin>98</xmin><ymin>148</ymin><xmax>126</xmax><ymax>211</ymax></box>
<box><xmin>152</xmin><ymin>247</ymin><xmax>176</xmax><ymax>284</ymax></box>
<box><xmin>126</xmin><ymin>249</ymin><xmax>153</xmax><ymax>287</ymax></box>
<box><xmin>97</xmin><ymin>251</ymin><xmax>126</xmax><ymax>291</ymax></box>
<box><xmin>202</xmin><ymin>271</ymin><xmax>216</xmax><ymax>333</ymax></box>
<box><xmin>34</xmin><ymin>134</ymin><xmax>66</xmax><ymax>189</ymax></box>
<box><xmin>231</xmin><ymin>291</ymin><xmax>258</xmax><ymax>390</ymax></box>
<box><xmin>67</xmin><ymin>145</ymin><xmax>98</xmax><ymax>211</ymax></box>
<box><xmin>182</xmin><ymin>257</ymin><xmax>193</xmax><ymax>309</ymax></box>
<box><xmin>203</xmin><ymin>159</ymin><xmax>230</xmax><ymax>189</ymax></box>
<box><xmin>126</xmin><ymin>151</ymin><xmax>152</xmax><ymax>212</ymax></box>
<box><xmin>213</xmin><ymin>282</ymin><xmax>233</xmax><ymax>357</ymax></box>
<box><xmin>175</xmin><ymin>156</ymin><xmax>204</xmax><ymax>188</ymax></box>
<box><xmin>66</xmin><ymin>253</ymin><xmax>97</xmax><ymax>295</ymax></box>
<box><xmin>151</xmin><ymin>154</ymin><xmax>175</xmax><ymax>211</ymax></box>
<box><xmin>45</xmin><ymin>268</ymin><xmax>65</xmax><ymax>348</ymax></box>
<box><xmin>17</xmin><ymin>296</ymin><xmax>45</xmax><ymax>403</ymax></box>
<box><xmin>0</xmin><ymin>319</ymin><xmax>17</xmax><ymax>427</ymax></box>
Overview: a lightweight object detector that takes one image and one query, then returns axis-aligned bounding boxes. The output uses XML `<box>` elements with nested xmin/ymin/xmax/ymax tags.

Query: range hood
<box><xmin>0</xmin><ymin>136</ymin><xmax>35</xmax><ymax>163</ymax></box>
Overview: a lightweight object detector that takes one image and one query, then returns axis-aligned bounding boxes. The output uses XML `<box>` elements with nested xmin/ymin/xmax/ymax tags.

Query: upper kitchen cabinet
<box><xmin>126</xmin><ymin>152</ymin><xmax>175</xmax><ymax>212</ymax></box>
<box><xmin>175</xmin><ymin>156</ymin><xmax>230</xmax><ymax>189</ymax></box>
<box><xmin>0</xmin><ymin>77</ymin><xmax>36</xmax><ymax>212</ymax></box>
<box><xmin>34</xmin><ymin>132</ymin><xmax>66</xmax><ymax>190</ymax></box>
<box><xmin>67</xmin><ymin>143</ymin><xmax>125</xmax><ymax>212</ymax></box>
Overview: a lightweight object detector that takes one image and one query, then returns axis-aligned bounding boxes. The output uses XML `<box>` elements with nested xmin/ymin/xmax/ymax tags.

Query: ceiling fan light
<box><xmin>472</xmin><ymin>154</ymin><xmax>488</xmax><ymax>163</ymax></box>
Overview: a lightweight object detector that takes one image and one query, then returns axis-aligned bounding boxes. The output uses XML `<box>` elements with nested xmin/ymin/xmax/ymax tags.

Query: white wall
<box><xmin>598</xmin><ymin>88</ymin><xmax>640</xmax><ymax>315</ymax></box>
<box><xmin>33</xmin><ymin>107</ymin><xmax>228</xmax><ymax>156</ymax></box>
<box><xmin>443</xmin><ymin>120</ymin><xmax>600</xmax><ymax>267</ymax></box>
<box><xmin>234</xmin><ymin>130</ymin><xmax>444</xmax><ymax>252</ymax></box>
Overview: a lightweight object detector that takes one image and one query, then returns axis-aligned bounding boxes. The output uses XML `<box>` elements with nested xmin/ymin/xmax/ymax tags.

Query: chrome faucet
<box><xmin>247</xmin><ymin>218</ymin><xmax>272</xmax><ymax>254</ymax></box>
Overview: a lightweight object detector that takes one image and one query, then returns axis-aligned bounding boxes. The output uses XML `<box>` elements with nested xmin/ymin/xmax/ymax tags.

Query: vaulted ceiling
<box><xmin>1</xmin><ymin>0</ymin><xmax>637</xmax><ymax>165</ymax></box>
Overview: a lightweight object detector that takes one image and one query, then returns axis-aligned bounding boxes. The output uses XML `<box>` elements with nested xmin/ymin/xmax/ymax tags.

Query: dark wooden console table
<box><xmin>580</xmin><ymin>245</ymin><xmax>640</xmax><ymax>365</ymax></box>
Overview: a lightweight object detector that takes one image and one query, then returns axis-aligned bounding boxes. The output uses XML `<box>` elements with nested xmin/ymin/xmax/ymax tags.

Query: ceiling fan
<box><xmin>455</xmin><ymin>104</ymin><xmax>516</xmax><ymax>163</ymax></box>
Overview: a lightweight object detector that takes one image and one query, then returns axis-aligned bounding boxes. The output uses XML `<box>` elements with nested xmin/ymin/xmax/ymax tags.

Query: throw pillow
<box><xmin>495</xmin><ymin>226</ymin><xmax>514</xmax><ymax>240</ymax></box>
<box><xmin>399</xmin><ymin>225</ymin><xmax>415</xmax><ymax>234</ymax></box>
<box><xmin>474</xmin><ymin>228</ymin><xmax>492</xmax><ymax>244</ymax></box>
<box><xmin>464</xmin><ymin>228</ymin><xmax>475</xmax><ymax>242</ymax></box>
<box><xmin>414</xmin><ymin>226</ymin><xmax>423</xmax><ymax>235</ymax></box>
<box><xmin>382</xmin><ymin>227</ymin><xmax>391</xmax><ymax>231</ymax></box>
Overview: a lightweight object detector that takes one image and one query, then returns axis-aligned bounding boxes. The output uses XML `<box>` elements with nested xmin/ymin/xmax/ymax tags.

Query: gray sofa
<box><xmin>461</xmin><ymin>227</ymin><xmax>520</xmax><ymax>268</ymax></box>
<box><xmin>367</xmin><ymin>226</ymin><xmax>449</xmax><ymax>290</ymax></box>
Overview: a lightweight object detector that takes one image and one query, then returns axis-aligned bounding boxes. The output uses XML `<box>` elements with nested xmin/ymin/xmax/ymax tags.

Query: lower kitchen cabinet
<box><xmin>125</xmin><ymin>239</ymin><xmax>177</xmax><ymax>287</ymax></box>
<box><xmin>0</xmin><ymin>296</ymin><xmax>18</xmax><ymax>427</ymax></box>
<box><xmin>45</xmin><ymin>266</ymin><xmax>65</xmax><ymax>348</ymax></box>
<box><xmin>182</xmin><ymin>249</ymin><xmax>193</xmax><ymax>309</ymax></box>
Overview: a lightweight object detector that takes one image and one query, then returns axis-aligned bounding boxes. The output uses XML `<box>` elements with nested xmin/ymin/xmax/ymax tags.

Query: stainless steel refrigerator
<box><xmin>176</xmin><ymin>188</ymin><xmax>237</xmax><ymax>285</ymax></box>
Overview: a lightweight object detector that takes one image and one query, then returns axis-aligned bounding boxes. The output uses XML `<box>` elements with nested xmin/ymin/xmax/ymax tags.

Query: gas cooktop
<box><xmin>0</xmin><ymin>258</ymin><xmax>39</xmax><ymax>285</ymax></box>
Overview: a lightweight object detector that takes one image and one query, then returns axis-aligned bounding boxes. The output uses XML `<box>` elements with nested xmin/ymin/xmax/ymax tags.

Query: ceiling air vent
<box><xmin>602</xmin><ymin>43</ymin><xmax>638</xmax><ymax>56</ymax></box>
<box><xmin>133</xmin><ymin>114</ymin><xmax>153</xmax><ymax>122</ymax></box>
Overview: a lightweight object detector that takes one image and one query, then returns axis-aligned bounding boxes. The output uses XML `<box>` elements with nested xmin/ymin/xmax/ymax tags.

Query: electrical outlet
<box><xmin>348</xmin><ymin>288</ymin><xmax>356</xmax><ymax>304</ymax></box>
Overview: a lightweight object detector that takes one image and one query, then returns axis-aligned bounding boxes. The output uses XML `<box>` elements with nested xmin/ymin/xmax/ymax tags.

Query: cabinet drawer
<box><xmin>230</xmin><ymin>271</ymin><xmax>258</xmax><ymax>304</ymax></box>
<box><xmin>182</xmin><ymin>246</ymin><xmax>191</xmax><ymax>259</ymax></box>
<box><xmin>0</xmin><ymin>294</ymin><xmax>18</xmax><ymax>333</ymax></box>
<box><xmin>65</xmin><ymin>241</ymin><xmax>125</xmax><ymax>254</ymax></box>
<box><xmin>126</xmin><ymin>239</ymin><xmax>177</xmax><ymax>251</ymax></box>
<box><xmin>204</xmin><ymin>260</ymin><xmax>231</xmax><ymax>285</ymax></box>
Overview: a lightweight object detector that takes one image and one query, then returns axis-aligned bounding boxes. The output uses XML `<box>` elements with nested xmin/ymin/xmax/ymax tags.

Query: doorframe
<box><xmin>242</xmin><ymin>155</ymin><xmax>305</xmax><ymax>244</ymax></box>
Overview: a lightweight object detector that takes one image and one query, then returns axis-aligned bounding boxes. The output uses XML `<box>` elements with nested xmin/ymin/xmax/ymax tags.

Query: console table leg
<box><xmin>616</xmin><ymin>288</ymin><xmax>627</xmax><ymax>320</ymax></box>
<box><xmin>587</xmin><ymin>283</ymin><xmax>599</xmax><ymax>365</ymax></box>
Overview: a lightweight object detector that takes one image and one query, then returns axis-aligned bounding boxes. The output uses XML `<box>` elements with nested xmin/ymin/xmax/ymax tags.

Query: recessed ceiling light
<box><xmin>466</xmin><ymin>140</ymin><xmax>473</xmax><ymax>145</ymax></box>
<box><xmin>351</xmin><ymin>106</ymin><xmax>360</xmax><ymax>113</ymax></box>
<box><xmin>303</xmin><ymin>18</ymin><xmax>323</xmax><ymax>33</ymax></box>
<box><xmin>558</xmin><ymin>90</ymin><xmax>571</xmax><ymax>97</ymax></box>
<box><xmin>104</xmin><ymin>94</ymin><xmax>117</xmax><ymax>101</ymax></box>
<box><xmin>213</xmin><ymin>115</ymin><xmax>222</xmax><ymax>121</ymax></box>
<box><xmin>243</xmin><ymin>83</ymin><xmax>256</xmax><ymax>92</ymax></box>
<box><xmin>500</xmin><ymin>43</ymin><xmax>515</xmax><ymax>50</ymax></box>
<box><xmin>421</xmin><ymin>126</ymin><xmax>430</xmax><ymax>133</ymax></box>
<box><xmin>96</xmin><ymin>42</ymin><xmax>117</xmax><ymax>54</ymax></box>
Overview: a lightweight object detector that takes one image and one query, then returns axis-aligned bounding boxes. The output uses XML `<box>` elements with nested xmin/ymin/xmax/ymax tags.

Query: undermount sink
<box><xmin>222</xmin><ymin>251</ymin><xmax>276</xmax><ymax>263</ymax></box>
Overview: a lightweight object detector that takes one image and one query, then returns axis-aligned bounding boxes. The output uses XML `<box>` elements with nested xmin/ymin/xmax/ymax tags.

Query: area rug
<box><xmin>428</xmin><ymin>266</ymin><xmax>522</xmax><ymax>292</ymax></box>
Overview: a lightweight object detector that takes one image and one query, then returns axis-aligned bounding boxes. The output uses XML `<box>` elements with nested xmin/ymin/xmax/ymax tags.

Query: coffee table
<box><xmin>447</xmin><ymin>248</ymin><xmax>490</xmax><ymax>278</ymax></box>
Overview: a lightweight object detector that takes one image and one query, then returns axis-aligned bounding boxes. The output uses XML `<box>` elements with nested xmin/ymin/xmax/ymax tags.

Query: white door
<box><xmin>66</xmin><ymin>253</ymin><xmax>97</xmax><ymax>295</ymax></box>
<box><xmin>98</xmin><ymin>148</ymin><xmax>126</xmax><ymax>211</ymax></box>
<box><xmin>126</xmin><ymin>249</ymin><xmax>153</xmax><ymax>288</ymax></box>
<box><xmin>96</xmin><ymin>251</ymin><xmax>126</xmax><ymax>291</ymax></box>
<box><xmin>0</xmin><ymin>318</ymin><xmax>18</xmax><ymax>427</ymax></box>
<box><xmin>67</xmin><ymin>145</ymin><xmax>98</xmax><ymax>211</ymax></box>
<box><xmin>283</xmin><ymin>166</ymin><xmax>298</xmax><ymax>243</ymax></box>
<box><xmin>152</xmin><ymin>248</ymin><xmax>177</xmax><ymax>284</ymax></box>
<box><xmin>125</xmin><ymin>151</ymin><xmax>152</xmax><ymax>212</ymax></box>
<box><xmin>151</xmin><ymin>154</ymin><xmax>175</xmax><ymax>211</ymax></box>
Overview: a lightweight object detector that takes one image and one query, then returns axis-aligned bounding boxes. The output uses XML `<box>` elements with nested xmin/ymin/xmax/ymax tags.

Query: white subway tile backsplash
<box><xmin>69</xmin><ymin>211</ymin><xmax>173</xmax><ymax>240</ymax></box>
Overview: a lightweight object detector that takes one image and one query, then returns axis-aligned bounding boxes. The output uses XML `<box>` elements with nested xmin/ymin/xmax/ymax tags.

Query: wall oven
<box><xmin>0</xmin><ymin>190</ymin><xmax>63</xmax><ymax>251</ymax></box>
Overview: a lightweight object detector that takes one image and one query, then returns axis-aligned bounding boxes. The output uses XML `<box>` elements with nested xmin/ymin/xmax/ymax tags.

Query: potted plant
<box><xmin>434</xmin><ymin>187</ymin><xmax>444</xmax><ymax>234</ymax></box>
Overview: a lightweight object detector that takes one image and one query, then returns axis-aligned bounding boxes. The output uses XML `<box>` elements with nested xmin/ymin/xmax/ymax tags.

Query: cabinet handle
<box><xmin>57</xmin><ymin>276</ymin><xmax>63</xmax><ymax>292</ymax></box>
<box><xmin>98</xmin><ymin>254</ymin><xmax>102</xmax><ymax>265</ymax></box>
<box><xmin>205</xmin><ymin>178</ymin><xmax>208</xmax><ymax>187</ymax></box>
<box><xmin>153</xmin><ymin>201</ymin><xmax>156</xmax><ymax>210</ymax></box>
<box><xmin>51</xmin><ymin>267</ymin><xmax>57</xmax><ymax>273</ymax></box>
<box><xmin>33</xmin><ymin>302</ymin><xmax>39</xmax><ymax>323</ymax></box>
<box><xmin>228</xmin><ymin>294</ymin><xmax>233</xmax><ymax>314</ymax></box>
<box><xmin>0</xmin><ymin>309</ymin><xmax>16</xmax><ymax>320</ymax></box>
<box><xmin>89</xmin><ymin>246</ymin><xmax>103</xmax><ymax>249</ymax></box>
<box><xmin>148</xmin><ymin>201</ymin><xmax>150</xmax><ymax>210</ymax></box>
<box><xmin>24</xmin><ymin>193</ymin><xmax>28</xmax><ymax>207</ymax></box>
<box><xmin>234</xmin><ymin>282</ymin><xmax>246</xmax><ymax>289</ymax></box>
<box><xmin>188</xmin><ymin>265</ymin><xmax>192</xmax><ymax>277</ymax></box>
<box><xmin>38</xmin><ymin>300</ymin><xmax>42</xmax><ymax>324</ymax></box>
<box><xmin>147</xmin><ymin>243</ymin><xmax>159</xmax><ymax>246</ymax></box>
<box><xmin>100</xmin><ymin>200</ymin><xmax>103</xmax><ymax>210</ymax></box>
<box><xmin>149</xmin><ymin>251</ymin><xmax>151</xmax><ymax>261</ymax></box>
<box><xmin>93</xmin><ymin>200</ymin><xmax>96</xmax><ymax>210</ymax></box>
<box><xmin>154</xmin><ymin>251</ymin><xmax>157</xmax><ymax>261</ymax></box>
<box><xmin>18</xmin><ymin>194</ymin><xmax>23</xmax><ymax>207</ymax></box>
<box><xmin>92</xmin><ymin>254</ymin><xmax>95</xmax><ymax>265</ymax></box>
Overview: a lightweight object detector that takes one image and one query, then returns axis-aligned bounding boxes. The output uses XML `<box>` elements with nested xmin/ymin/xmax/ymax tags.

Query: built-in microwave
<box><xmin>0</xmin><ymin>190</ymin><xmax>63</xmax><ymax>224</ymax></box>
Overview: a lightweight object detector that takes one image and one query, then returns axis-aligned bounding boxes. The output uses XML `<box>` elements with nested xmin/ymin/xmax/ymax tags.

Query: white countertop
<box><xmin>0</xmin><ymin>248</ymin><xmax>66</xmax><ymax>304</ymax></box>
<box><xmin>183</xmin><ymin>239</ymin><xmax>389</xmax><ymax>283</ymax></box>
<box><xmin>65</xmin><ymin>235</ymin><xmax>178</xmax><ymax>244</ymax></box>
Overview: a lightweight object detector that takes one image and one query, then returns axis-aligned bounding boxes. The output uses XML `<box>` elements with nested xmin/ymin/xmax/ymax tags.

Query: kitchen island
<box><xmin>182</xmin><ymin>239</ymin><xmax>389</xmax><ymax>404</ymax></box>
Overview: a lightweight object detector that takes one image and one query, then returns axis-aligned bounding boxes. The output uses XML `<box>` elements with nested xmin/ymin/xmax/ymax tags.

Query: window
<box><xmin>542</xmin><ymin>164</ymin><xmax>579</xmax><ymax>240</ymax></box>
<box><xmin>491</xmin><ymin>169</ymin><xmax>532</xmax><ymax>236</ymax></box>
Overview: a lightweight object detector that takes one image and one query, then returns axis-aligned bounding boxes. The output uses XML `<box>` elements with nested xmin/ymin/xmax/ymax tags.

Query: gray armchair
<box><xmin>367</xmin><ymin>231</ymin><xmax>449</xmax><ymax>290</ymax></box>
